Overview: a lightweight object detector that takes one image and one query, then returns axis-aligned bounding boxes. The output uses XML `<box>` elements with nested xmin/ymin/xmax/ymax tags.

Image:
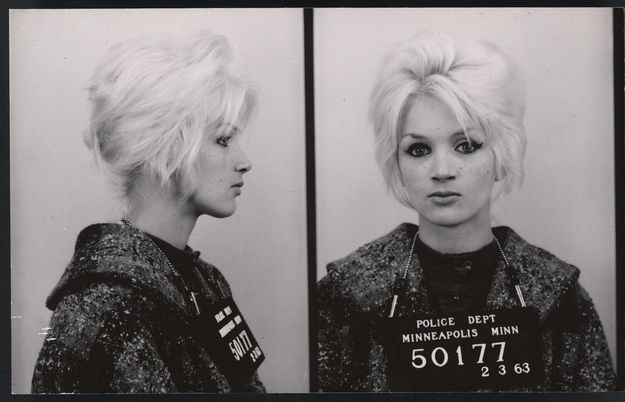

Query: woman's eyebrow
<box><xmin>225</xmin><ymin>125</ymin><xmax>240</xmax><ymax>134</ymax></box>
<box><xmin>401</xmin><ymin>130</ymin><xmax>467</xmax><ymax>140</ymax></box>
<box><xmin>214</xmin><ymin>124</ymin><xmax>240</xmax><ymax>137</ymax></box>
<box><xmin>401</xmin><ymin>132</ymin><xmax>427</xmax><ymax>140</ymax></box>
<box><xmin>450</xmin><ymin>130</ymin><xmax>469</xmax><ymax>139</ymax></box>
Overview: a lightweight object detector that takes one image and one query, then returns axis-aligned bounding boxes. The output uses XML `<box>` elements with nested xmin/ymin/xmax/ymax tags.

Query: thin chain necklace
<box><xmin>388</xmin><ymin>230</ymin><xmax>526</xmax><ymax>318</ymax></box>
<box><xmin>121</xmin><ymin>217</ymin><xmax>201</xmax><ymax>315</ymax></box>
<box><xmin>493</xmin><ymin>235</ymin><xmax>526</xmax><ymax>307</ymax></box>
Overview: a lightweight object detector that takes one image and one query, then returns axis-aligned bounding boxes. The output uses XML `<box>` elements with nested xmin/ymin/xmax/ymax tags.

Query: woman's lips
<box><xmin>428</xmin><ymin>191</ymin><xmax>460</xmax><ymax>205</ymax></box>
<box><xmin>232</xmin><ymin>182</ymin><xmax>243</xmax><ymax>196</ymax></box>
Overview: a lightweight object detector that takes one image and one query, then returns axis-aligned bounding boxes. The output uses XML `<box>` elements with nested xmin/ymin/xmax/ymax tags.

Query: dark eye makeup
<box><xmin>455</xmin><ymin>140</ymin><xmax>483</xmax><ymax>154</ymax></box>
<box><xmin>406</xmin><ymin>143</ymin><xmax>431</xmax><ymax>157</ymax></box>
<box><xmin>404</xmin><ymin>139</ymin><xmax>483</xmax><ymax>158</ymax></box>
<box><xmin>216</xmin><ymin>136</ymin><xmax>231</xmax><ymax>147</ymax></box>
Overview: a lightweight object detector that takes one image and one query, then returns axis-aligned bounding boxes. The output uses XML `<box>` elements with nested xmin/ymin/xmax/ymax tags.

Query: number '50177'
<box><xmin>411</xmin><ymin>342</ymin><xmax>506</xmax><ymax>368</ymax></box>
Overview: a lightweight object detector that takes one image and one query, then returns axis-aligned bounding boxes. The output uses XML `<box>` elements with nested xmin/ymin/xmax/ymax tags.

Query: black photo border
<box><xmin>2</xmin><ymin>3</ymin><xmax>624</xmax><ymax>402</ymax></box>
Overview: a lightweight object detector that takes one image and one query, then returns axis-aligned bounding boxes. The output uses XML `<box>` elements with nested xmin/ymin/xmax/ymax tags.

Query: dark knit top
<box><xmin>147</xmin><ymin>233</ymin><xmax>227</xmax><ymax>301</ymax></box>
<box><xmin>32</xmin><ymin>223</ymin><xmax>265</xmax><ymax>393</ymax></box>
<box><xmin>416</xmin><ymin>233</ymin><xmax>498</xmax><ymax>314</ymax></box>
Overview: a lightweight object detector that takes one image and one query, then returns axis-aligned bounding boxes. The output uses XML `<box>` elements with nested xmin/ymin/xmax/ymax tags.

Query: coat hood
<box><xmin>46</xmin><ymin>223</ymin><xmax>196</xmax><ymax>319</ymax></box>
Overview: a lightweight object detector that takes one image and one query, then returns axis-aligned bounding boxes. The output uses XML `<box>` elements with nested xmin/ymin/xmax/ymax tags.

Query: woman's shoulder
<box><xmin>53</xmin><ymin>281</ymin><xmax>157</xmax><ymax>331</ymax></box>
<box><xmin>494</xmin><ymin>226</ymin><xmax>583</xmax><ymax>319</ymax></box>
<box><xmin>326</xmin><ymin>223</ymin><xmax>416</xmax><ymax>273</ymax></box>
<box><xmin>47</xmin><ymin>222</ymin><xmax>193</xmax><ymax>317</ymax></box>
<box><xmin>319</xmin><ymin>223</ymin><xmax>416</xmax><ymax>313</ymax></box>
<box><xmin>73</xmin><ymin>222</ymin><xmax>142</xmax><ymax>252</ymax></box>
<box><xmin>495</xmin><ymin>226</ymin><xmax>580</xmax><ymax>280</ymax></box>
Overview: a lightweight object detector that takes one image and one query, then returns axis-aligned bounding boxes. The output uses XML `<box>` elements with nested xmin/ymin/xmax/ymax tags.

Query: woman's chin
<box><xmin>210</xmin><ymin>209</ymin><xmax>236</xmax><ymax>219</ymax></box>
<box><xmin>419</xmin><ymin>212</ymin><xmax>471</xmax><ymax>228</ymax></box>
<box><xmin>200</xmin><ymin>204</ymin><xmax>237</xmax><ymax>219</ymax></box>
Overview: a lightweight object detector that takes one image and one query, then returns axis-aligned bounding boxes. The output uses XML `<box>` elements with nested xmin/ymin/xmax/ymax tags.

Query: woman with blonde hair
<box><xmin>32</xmin><ymin>31</ymin><xmax>265</xmax><ymax>393</ymax></box>
<box><xmin>317</xmin><ymin>32</ymin><xmax>615</xmax><ymax>392</ymax></box>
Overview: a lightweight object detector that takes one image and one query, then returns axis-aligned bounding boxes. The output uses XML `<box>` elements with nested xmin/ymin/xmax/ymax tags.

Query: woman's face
<box><xmin>398</xmin><ymin>95</ymin><xmax>496</xmax><ymax>230</ymax></box>
<box><xmin>187</xmin><ymin>129</ymin><xmax>252</xmax><ymax>218</ymax></box>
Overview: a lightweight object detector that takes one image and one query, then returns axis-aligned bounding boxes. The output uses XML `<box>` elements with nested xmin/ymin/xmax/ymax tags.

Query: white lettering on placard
<box><xmin>249</xmin><ymin>346</ymin><xmax>262</xmax><ymax>363</ymax></box>
<box><xmin>234</xmin><ymin>315</ymin><xmax>242</xmax><ymax>325</ymax></box>
<box><xmin>215</xmin><ymin>311</ymin><xmax>225</xmax><ymax>323</ymax></box>
<box><xmin>455</xmin><ymin>345</ymin><xmax>464</xmax><ymax>366</ymax></box>
<box><xmin>492</xmin><ymin>341</ymin><xmax>506</xmax><ymax>362</ymax></box>
<box><xmin>467</xmin><ymin>314</ymin><xmax>496</xmax><ymax>324</ymax></box>
<box><xmin>224</xmin><ymin>306</ymin><xmax>232</xmax><ymax>316</ymax></box>
<box><xmin>228</xmin><ymin>329</ymin><xmax>254</xmax><ymax>361</ymax></box>
<box><xmin>219</xmin><ymin>320</ymin><xmax>236</xmax><ymax>338</ymax></box>
<box><xmin>415</xmin><ymin>317</ymin><xmax>455</xmax><ymax>329</ymax></box>
<box><xmin>410</xmin><ymin>342</ymin><xmax>508</xmax><ymax>369</ymax></box>
<box><xmin>472</xmin><ymin>343</ymin><xmax>487</xmax><ymax>364</ymax></box>
<box><xmin>491</xmin><ymin>325</ymin><xmax>519</xmax><ymax>336</ymax></box>
<box><xmin>411</xmin><ymin>349</ymin><xmax>427</xmax><ymax>369</ymax></box>
<box><xmin>514</xmin><ymin>362</ymin><xmax>531</xmax><ymax>374</ymax></box>
<box><xmin>431</xmin><ymin>347</ymin><xmax>449</xmax><ymax>367</ymax></box>
<box><xmin>401</xmin><ymin>328</ymin><xmax>478</xmax><ymax>343</ymax></box>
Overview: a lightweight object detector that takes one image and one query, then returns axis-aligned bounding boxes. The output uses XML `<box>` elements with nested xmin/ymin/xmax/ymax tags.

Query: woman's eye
<box><xmin>216</xmin><ymin>136</ymin><xmax>231</xmax><ymax>147</ymax></box>
<box><xmin>456</xmin><ymin>140</ymin><xmax>483</xmax><ymax>154</ymax></box>
<box><xmin>407</xmin><ymin>143</ymin><xmax>431</xmax><ymax>157</ymax></box>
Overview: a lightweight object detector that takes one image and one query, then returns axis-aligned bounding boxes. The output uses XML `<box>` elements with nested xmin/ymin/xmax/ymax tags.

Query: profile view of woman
<box><xmin>317</xmin><ymin>33</ymin><xmax>615</xmax><ymax>391</ymax></box>
<box><xmin>31</xmin><ymin>31</ymin><xmax>265</xmax><ymax>393</ymax></box>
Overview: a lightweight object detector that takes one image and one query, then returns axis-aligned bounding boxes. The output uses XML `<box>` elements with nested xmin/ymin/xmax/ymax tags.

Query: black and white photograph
<box><xmin>315</xmin><ymin>8</ymin><xmax>618</xmax><ymax>392</ymax></box>
<box><xmin>6</xmin><ymin>6</ymin><xmax>623</xmax><ymax>396</ymax></box>
<box><xmin>10</xmin><ymin>9</ymin><xmax>308</xmax><ymax>393</ymax></box>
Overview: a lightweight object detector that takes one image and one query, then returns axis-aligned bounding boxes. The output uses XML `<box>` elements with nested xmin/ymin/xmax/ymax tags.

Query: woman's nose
<box><xmin>235</xmin><ymin>145</ymin><xmax>252</xmax><ymax>173</ymax></box>
<box><xmin>431</xmin><ymin>151</ymin><xmax>456</xmax><ymax>181</ymax></box>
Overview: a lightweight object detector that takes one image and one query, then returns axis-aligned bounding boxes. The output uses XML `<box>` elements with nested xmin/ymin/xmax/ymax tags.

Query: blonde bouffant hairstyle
<box><xmin>370</xmin><ymin>32</ymin><xmax>526</xmax><ymax>208</ymax></box>
<box><xmin>85</xmin><ymin>30</ymin><xmax>256</xmax><ymax>208</ymax></box>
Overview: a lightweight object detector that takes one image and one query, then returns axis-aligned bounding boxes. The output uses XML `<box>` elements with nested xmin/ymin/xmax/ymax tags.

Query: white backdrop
<box><xmin>315</xmin><ymin>8</ymin><xmax>616</xmax><ymax>364</ymax></box>
<box><xmin>10</xmin><ymin>9</ymin><xmax>307</xmax><ymax>393</ymax></box>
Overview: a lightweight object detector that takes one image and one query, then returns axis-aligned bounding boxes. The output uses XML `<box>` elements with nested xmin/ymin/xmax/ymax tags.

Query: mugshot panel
<box><xmin>315</xmin><ymin>8</ymin><xmax>616</xmax><ymax>390</ymax></box>
<box><xmin>10</xmin><ymin>9</ymin><xmax>307</xmax><ymax>393</ymax></box>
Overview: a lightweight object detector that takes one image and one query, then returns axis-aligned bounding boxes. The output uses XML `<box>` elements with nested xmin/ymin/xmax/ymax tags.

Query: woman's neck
<box><xmin>125</xmin><ymin>180</ymin><xmax>198</xmax><ymax>249</ymax></box>
<box><xmin>418</xmin><ymin>217</ymin><xmax>493</xmax><ymax>254</ymax></box>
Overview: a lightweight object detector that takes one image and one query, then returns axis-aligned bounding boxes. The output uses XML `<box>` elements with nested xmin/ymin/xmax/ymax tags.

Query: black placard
<box><xmin>196</xmin><ymin>297</ymin><xmax>265</xmax><ymax>386</ymax></box>
<box><xmin>384</xmin><ymin>308</ymin><xmax>544</xmax><ymax>391</ymax></box>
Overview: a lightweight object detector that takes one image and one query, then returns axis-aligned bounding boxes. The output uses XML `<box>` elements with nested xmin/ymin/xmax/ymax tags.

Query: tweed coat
<box><xmin>32</xmin><ymin>223</ymin><xmax>265</xmax><ymax>393</ymax></box>
<box><xmin>317</xmin><ymin>223</ymin><xmax>616</xmax><ymax>392</ymax></box>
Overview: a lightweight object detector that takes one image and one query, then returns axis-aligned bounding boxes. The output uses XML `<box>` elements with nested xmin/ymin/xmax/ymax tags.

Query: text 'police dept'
<box><xmin>401</xmin><ymin>314</ymin><xmax>520</xmax><ymax>343</ymax></box>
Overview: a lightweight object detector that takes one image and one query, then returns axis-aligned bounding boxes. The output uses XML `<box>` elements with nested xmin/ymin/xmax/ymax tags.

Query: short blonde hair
<box><xmin>85</xmin><ymin>30</ymin><xmax>256</xmax><ymax>205</ymax></box>
<box><xmin>370</xmin><ymin>32</ymin><xmax>526</xmax><ymax>208</ymax></box>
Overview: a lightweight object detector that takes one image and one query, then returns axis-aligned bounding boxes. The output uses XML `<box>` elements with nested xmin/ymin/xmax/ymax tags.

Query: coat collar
<box><xmin>486</xmin><ymin>226</ymin><xmax>579</xmax><ymax>321</ymax></box>
<box><xmin>46</xmin><ymin>223</ymin><xmax>197</xmax><ymax>319</ymax></box>
<box><xmin>329</xmin><ymin>223</ymin><xmax>579</xmax><ymax>323</ymax></box>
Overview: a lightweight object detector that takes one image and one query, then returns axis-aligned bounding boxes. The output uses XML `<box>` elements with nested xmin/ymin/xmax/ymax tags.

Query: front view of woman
<box><xmin>32</xmin><ymin>31</ymin><xmax>265</xmax><ymax>393</ymax></box>
<box><xmin>317</xmin><ymin>33</ymin><xmax>615</xmax><ymax>391</ymax></box>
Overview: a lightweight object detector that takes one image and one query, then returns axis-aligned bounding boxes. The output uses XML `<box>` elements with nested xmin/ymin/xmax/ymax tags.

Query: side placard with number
<box><xmin>195</xmin><ymin>296</ymin><xmax>265</xmax><ymax>385</ymax></box>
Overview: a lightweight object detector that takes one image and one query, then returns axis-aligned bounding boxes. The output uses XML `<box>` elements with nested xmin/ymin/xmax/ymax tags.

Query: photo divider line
<box><xmin>612</xmin><ymin>7</ymin><xmax>624</xmax><ymax>391</ymax></box>
<box><xmin>304</xmin><ymin>7</ymin><xmax>318</xmax><ymax>393</ymax></box>
<box><xmin>1</xmin><ymin>5</ymin><xmax>9</xmax><ymax>399</ymax></box>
